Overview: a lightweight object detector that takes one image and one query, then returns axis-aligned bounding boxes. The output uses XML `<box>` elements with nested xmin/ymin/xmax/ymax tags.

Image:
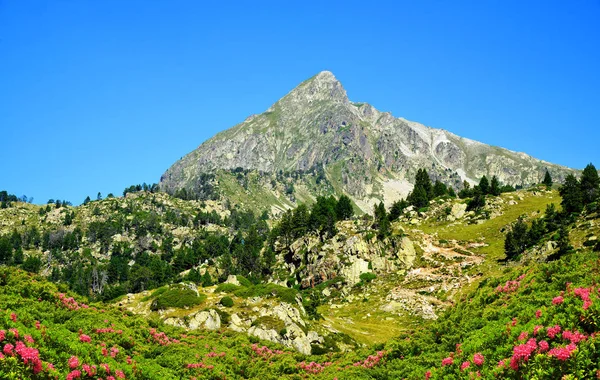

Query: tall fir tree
<box><xmin>490</xmin><ymin>176</ymin><xmax>501</xmax><ymax>196</ymax></box>
<box><xmin>559</xmin><ymin>174</ymin><xmax>584</xmax><ymax>214</ymax></box>
<box><xmin>543</xmin><ymin>170</ymin><xmax>553</xmax><ymax>189</ymax></box>
<box><xmin>479</xmin><ymin>175</ymin><xmax>490</xmax><ymax>195</ymax></box>
<box><xmin>580</xmin><ymin>163</ymin><xmax>599</xmax><ymax>205</ymax></box>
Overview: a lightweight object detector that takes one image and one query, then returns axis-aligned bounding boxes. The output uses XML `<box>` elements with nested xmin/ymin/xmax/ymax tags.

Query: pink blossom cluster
<box><xmin>547</xmin><ymin>325</ymin><xmax>562</xmax><ymax>339</ymax></box>
<box><xmin>148</xmin><ymin>328</ymin><xmax>179</xmax><ymax>346</ymax></box>
<box><xmin>205</xmin><ymin>351</ymin><xmax>226</xmax><ymax>358</ymax></box>
<box><xmin>186</xmin><ymin>362</ymin><xmax>214</xmax><ymax>370</ymax></box>
<box><xmin>96</xmin><ymin>327</ymin><xmax>123</xmax><ymax>334</ymax></box>
<box><xmin>14</xmin><ymin>341</ymin><xmax>42</xmax><ymax>374</ymax></box>
<box><xmin>250</xmin><ymin>343</ymin><xmax>286</xmax><ymax>359</ymax></box>
<box><xmin>496</xmin><ymin>280</ymin><xmax>521</xmax><ymax>294</ymax></box>
<box><xmin>562</xmin><ymin>330</ymin><xmax>586</xmax><ymax>344</ymax></box>
<box><xmin>510</xmin><ymin>338</ymin><xmax>537</xmax><ymax>370</ymax></box>
<box><xmin>353</xmin><ymin>350</ymin><xmax>386</xmax><ymax>369</ymax></box>
<box><xmin>441</xmin><ymin>356</ymin><xmax>453</xmax><ymax>366</ymax></box>
<box><xmin>473</xmin><ymin>353</ymin><xmax>484</xmax><ymax>366</ymax></box>
<box><xmin>548</xmin><ymin>343</ymin><xmax>577</xmax><ymax>361</ymax></box>
<box><xmin>574</xmin><ymin>287</ymin><xmax>593</xmax><ymax>310</ymax></box>
<box><xmin>79</xmin><ymin>334</ymin><xmax>91</xmax><ymax>343</ymax></box>
<box><xmin>57</xmin><ymin>293</ymin><xmax>88</xmax><ymax>310</ymax></box>
<box><xmin>298</xmin><ymin>360</ymin><xmax>332</xmax><ymax>374</ymax></box>
<box><xmin>552</xmin><ymin>296</ymin><xmax>564</xmax><ymax>305</ymax></box>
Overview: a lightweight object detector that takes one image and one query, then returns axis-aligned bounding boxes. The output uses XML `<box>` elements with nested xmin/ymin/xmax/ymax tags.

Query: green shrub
<box><xmin>220</xmin><ymin>296</ymin><xmax>234</xmax><ymax>307</ymax></box>
<box><xmin>359</xmin><ymin>272</ymin><xmax>376</xmax><ymax>283</ymax></box>
<box><xmin>215</xmin><ymin>283</ymin><xmax>241</xmax><ymax>293</ymax></box>
<box><xmin>150</xmin><ymin>286</ymin><xmax>206</xmax><ymax>310</ymax></box>
<box><xmin>236</xmin><ymin>275</ymin><xmax>253</xmax><ymax>287</ymax></box>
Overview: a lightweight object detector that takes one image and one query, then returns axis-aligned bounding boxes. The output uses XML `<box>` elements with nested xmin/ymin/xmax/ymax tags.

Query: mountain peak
<box><xmin>279</xmin><ymin>71</ymin><xmax>348</xmax><ymax>105</ymax></box>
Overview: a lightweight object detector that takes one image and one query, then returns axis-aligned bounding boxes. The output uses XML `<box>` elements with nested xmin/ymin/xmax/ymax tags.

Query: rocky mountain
<box><xmin>160</xmin><ymin>71</ymin><xmax>575</xmax><ymax>213</ymax></box>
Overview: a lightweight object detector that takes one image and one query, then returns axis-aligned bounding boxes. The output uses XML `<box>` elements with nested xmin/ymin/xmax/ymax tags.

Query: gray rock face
<box><xmin>160</xmin><ymin>71</ymin><xmax>576</xmax><ymax>212</ymax></box>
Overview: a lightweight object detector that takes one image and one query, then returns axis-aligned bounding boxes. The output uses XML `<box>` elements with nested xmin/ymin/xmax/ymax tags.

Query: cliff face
<box><xmin>160</xmin><ymin>71</ymin><xmax>575</xmax><ymax>212</ymax></box>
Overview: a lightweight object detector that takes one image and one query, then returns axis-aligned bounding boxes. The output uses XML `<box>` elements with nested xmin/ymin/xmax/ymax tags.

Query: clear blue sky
<box><xmin>1</xmin><ymin>1</ymin><xmax>599</xmax><ymax>205</ymax></box>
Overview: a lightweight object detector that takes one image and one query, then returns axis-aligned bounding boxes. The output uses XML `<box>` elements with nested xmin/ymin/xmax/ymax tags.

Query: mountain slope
<box><xmin>161</xmin><ymin>70</ymin><xmax>575</xmax><ymax>212</ymax></box>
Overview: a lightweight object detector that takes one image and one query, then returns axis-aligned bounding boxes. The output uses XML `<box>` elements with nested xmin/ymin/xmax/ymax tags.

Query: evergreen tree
<box><xmin>389</xmin><ymin>199</ymin><xmax>408</xmax><ymax>221</ymax></box>
<box><xmin>543</xmin><ymin>170</ymin><xmax>553</xmax><ymax>189</ymax></box>
<box><xmin>185</xmin><ymin>268</ymin><xmax>202</xmax><ymax>283</ymax></box>
<box><xmin>559</xmin><ymin>174</ymin><xmax>584</xmax><ymax>214</ymax></box>
<box><xmin>504</xmin><ymin>218</ymin><xmax>529</xmax><ymax>260</ymax></box>
<box><xmin>408</xmin><ymin>185</ymin><xmax>429</xmax><ymax>209</ymax></box>
<box><xmin>201</xmin><ymin>271</ymin><xmax>213</xmax><ymax>287</ymax></box>
<box><xmin>414</xmin><ymin>169</ymin><xmax>434</xmax><ymax>200</ymax></box>
<box><xmin>83</xmin><ymin>196</ymin><xmax>91</xmax><ymax>205</ymax></box>
<box><xmin>544</xmin><ymin>203</ymin><xmax>560</xmax><ymax>232</ymax></box>
<box><xmin>373</xmin><ymin>202</ymin><xmax>390</xmax><ymax>239</ymax></box>
<box><xmin>0</xmin><ymin>237</ymin><xmax>12</xmax><ymax>264</ymax></box>
<box><xmin>433</xmin><ymin>181</ymin><xmax>448</xmax><ymax>198</ymax></box>
<box><xmin>478</xmin><ymin>176</ymin><xmax>490</xmax><ymax>195</ymax></box>
<box><xmin>335</xmin><ymin>195</ymin><xmax>354</xmax><ymax>221</ymax></box>
<box><xmin>580</xmin><ymin>163</ymin><xmax>599</xmax><ymax>205</ymax></box>
<box><xmin>556</xmin><ymin>224</ymin><xmax>572</xmax><ymax>257</ymax></box>
<box><xmin>490</xmin><ymin>176</ymin><xmax>501</xmax><ymax>196</ymax></box>
<box><xmin>466</xmin><ymin>189</ymin><xmax>486</xmax><ymax>212</ymax></box>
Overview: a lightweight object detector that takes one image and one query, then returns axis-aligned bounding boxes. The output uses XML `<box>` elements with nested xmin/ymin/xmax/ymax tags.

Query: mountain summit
<box><xmin>160</xmin><ymin>71</ymin><xmax>575</xmax><ymax>212</ymax></box>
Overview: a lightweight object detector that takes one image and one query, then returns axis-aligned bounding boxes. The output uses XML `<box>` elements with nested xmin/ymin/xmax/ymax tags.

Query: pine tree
<box><xmin>83</xmin><ymin>196</ymin><xmax>91</xmax><ymax>205</ymax></box>
<box><xmin>580</xmin><ymin>163</ymin><xmax>599</xmax><ymax>205</ymax></box>
<box><xmin>389</xmin><ymin>199</ymin><xmax>408</xmax><ymax>221</ymax></box>
<box><xmin>373</xmin><ymin>202</ymin><xmax>390</xmax><ymax>239</ymax></box>
<box><xmin>479</xmin><ymin>176</ymin><xmax>490</xmax><ymax>195</ymax></box>
<box><xmin>556</xmin><ymin>224</ymin><xmax>572</xmax><ymax>257</ymax></box>
<box><xmin>408</xmin><ymin>185</ymin><xmax>429</xmax><ymax>209</ymax></box>
<box><xmin>414</xmin><ymin>169</ymin><xmax>433</xmax><ymax>200</ymax></box>
<box><xmin>433</xmin><ymin>181</ymin><xmax>448</xmax><ymax>198</ymax></box>
<box><xmin>543</xmin><ymin>170</ymin><xmax>553</xmax><ymax>189</ymax></box>
<box><xmin>559</xmin><ymin>174</ymin><xmax>584</xmax><ymax>214</ymax></box>
<box><xmin>335</xmin><ymin>195</ymin><xmax>354</xmax><ymax>221</ymax></box>
<box><xmin>490</xmin><ymin>176</ymin><xmax>501</xmax><ymax>196</ymax></box>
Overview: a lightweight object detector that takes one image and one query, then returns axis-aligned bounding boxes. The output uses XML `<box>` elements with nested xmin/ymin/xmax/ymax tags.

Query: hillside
<box><xmin>159</xmin><ymin>71</ymin><xmax>576</xmax><ymax>213</ymax></box>
<box><xmin>1</xmin><ymin>194</ymin><xmax>599</xmax><ymax>379</ymax></box>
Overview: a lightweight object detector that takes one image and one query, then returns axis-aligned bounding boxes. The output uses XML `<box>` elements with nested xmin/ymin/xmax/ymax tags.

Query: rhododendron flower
<box><xmin>35</xmin><ymin>321</ymin><xmax>41</xmax><ymax>330</ymax></box>
<box><xmin>24</xmin><ymin>335</ymin><xmax>34</xmax><ymax>344</ymax></box>
<box><xmin>9</xmin><ymin>328</ymin><xmax>18</xmax><ymax>339</ymax></box>
<box><xmin>511</xmin><ymin>318</ymin><xmax>518</xmax><ymax>326</ymax></box>
<box><xmin>552</xmin><ymin>296</ymin><xmax>564</xmax><ymax>305</ymax></box>
<box><xmin>10</xmin><ymin>312</ymin><xmax>17</xmax><ymax>322</ymax></box>
<box><xmin>425</xmin><ymin>370</ymin><xmax>432</xmax><ymax>380</ymax></box>
<box><xmin>66</xmin><ymin>370</ymin><xmax>81</xmax><ymax>380</ymax></box>
<box><xmin>79</xmin><ymin>334</ymin><xmax>91</xmax><ymax>343</ymax></box>
<box><xmin>115</xmin><ymin>369</ymin><xmax>126</xmax><ymax>379</ymax></box>
<box><xmin>518</xmin><ymin>331</ymin><xmax>529</xmax><ymax>341</ymax></box>
<box><xmin>0</xmin><ymin>330</ymin><xmax>5</xmax><ymax>341</ymax></box>
<box><xmin>547</xmin><ymin>325</ymin><xmax>562</xmax><ymax>339</ymax></box>
<box><xmin>548</xmin><ymin>343</ymin><xmax>577</xmax><ymax>361</ymax></box>
<box><xmin>473</xmin><ymin>353</ymin><xmax>484</xmax><ymax>366</ymax></box>
<box><xmin>538</xmin><ymin>340</ymin><xmax>549</xmax><ymax>353</ymax></box>
<box><xmin>461</xmin><ymin>361</ymin><xmax>470</xmax><ymax>371</ymax></box>
<box><xmin>3</xmin><ymin>343</ymin><xmax>14</xmax><ymax>355</ymax></box>
<box><xmin>535</xmin><ymin>309</ymin><xmax>542</xmax><ymax>319</ymax></box>
<box><xmin>441</xmin><ymin>357</ymin><xmax>453</xmax><ymax>366</ymax></box>
<box><xmin>68</xmin><ymin>356</ymin><xmax>80</xmax><ymax>369</ymax></box>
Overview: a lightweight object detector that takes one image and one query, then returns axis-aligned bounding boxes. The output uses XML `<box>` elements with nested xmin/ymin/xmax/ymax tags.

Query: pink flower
<box><xmin>461</xmin><ymin>361</ymin><xmax>470</xmax><ymax>371</ymax></box>
<box><xmin>35</xmin><ymin>321</ymin><xmax>41</xmax><ymax>330</ymax></box>
<box><xmin>535</xmin><ymin>309</ymin><xmax>542</xmax><ymax>319</ymax></box>
<box><xmin>425</xmin><ymin>370</ymin><xmax>432</xmax><ymax>380</ymax></box>
<box><xmin>441</xmin><ymin>357</ymin><xmax>453</xmax><ymax>366</ymax></box>
<box><xmin>66</xmin><ymin>370</ymin><xmax>81</xmax><ymax>380</ymax></box>
<box><xmin>24</xmin><ymin>335</ymin><xmax>34</xmax><ymax>344</ymax></box>
<box><xmin>538</xmin><ymin>340</ymin><xmax>549</xmax><ymax>353</ymax></box>
<box><xmin>115</xmin><ymin>369</ymin><xmax>126</xmax><ymax>379</ymax></box>
<box><xmin>497</xmin><ymin>359</ymin><xmax>506</xmax><ymax>368</ymax></box>
<box><xmin>518</xmin><ymin>331</ymin><xmax>529</xmax><ymax>341</ymax></box>
<box><xmin>0</xmin><ymin>330</ymin><xmax>5</xmax><ymax>341</ymax></box>
<box><xmin>3</xmin><ymin>343</ymin><xmax>14</xmax><ymax>355</ymax></box>
<box><xmin>68</xmin><ymin>356</ymin><xmax>80</xmax><ymax>369</ymax></box>
<box><xmin>547</xmin><ymin>325</ymin><xmax>562</xmax><ymax>339</ymax></box>
<box><xmin>10</xmin><ymin>313</ymin><xmax>17</xmax><ymax>322</ymax></box>
<box><xmin>79</xmin><ymin>334</ymin><xmax>91</xmax><ymax>343</ymax></box>
<box><xmin>548</xmin><ymin>343</ymin><xmax>577</xmax><ymax>361</ymax></box>
<box><xmin>534</xmin><ymin>325</ymin><xmax>543</xmax><ymax>336</ymax></box>
<box><xmin>473</xmin><ymin>353</ymin><xmax>484</xmax><ymax>366</ymax></box>
<box><xmin>552</xmin><ymin>296</ymin><xmax>564</xmax><ymax>305</ymax></box>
